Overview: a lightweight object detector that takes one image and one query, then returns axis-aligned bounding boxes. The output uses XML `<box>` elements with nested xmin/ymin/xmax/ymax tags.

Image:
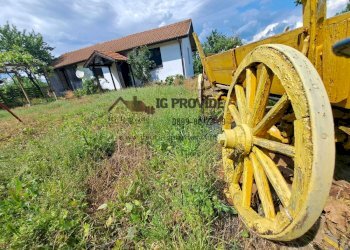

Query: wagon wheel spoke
<box><xmin>250</xmin><ymin>64</ymin><xmax>273</xmax><ymax>127</ymax></box>
<box><xmin>242</xmin><ymin>157</ymin><xmax>254</xmax><ymax>208</ymax></box>
<box><xmin>253</xmin><ymin>147</ymin><xmax>291</xmax><ymax>207</ymax></box>
<box><xmin>228</xmin><ymin>104</ymin><xmax>241</xmax><ymax>125</ymax></box>
<box><xmin>234</xmin><ymin>85</ymin><xmax>248</xmax><ymax>124</ymax></box>
<box><xmin>245</xmin><ymin>68</ymin><xmax>257</xmax><ymax>113</ymax></box>
<box><xmin>253</xmin><ymin>136</ymin><xmax>295</xmax><ymax>158</ymax></box>
<box><xmin>250</xmin><ymin>152</ymin><xmax>275</xmax><ymax>219</ymax></box>
<box><xmin>253</xmin><ymin>94</ymin><xmax>290</xmax><ymax>136</ymax></box>
<box><xmin>232</xmin><ymin>161</ymin><xmax>244</xmax><ymax>184</ymax></box>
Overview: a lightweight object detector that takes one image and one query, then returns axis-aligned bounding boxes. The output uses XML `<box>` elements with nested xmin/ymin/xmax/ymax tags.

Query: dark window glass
<box><xmin>150</xmin><ymin>47</ymin><xmax>162</xmax><ymax>68</ymax></box>
<box><xmin>92</xmin><ymin>67</ymin><xmax>104</xmax><ymax>78</ymax></box>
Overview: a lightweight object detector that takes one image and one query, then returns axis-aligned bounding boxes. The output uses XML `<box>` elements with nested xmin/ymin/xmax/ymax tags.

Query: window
<box><xmin>92</xmin><ymin>67</ymin><xmax>104</xmax><ymax>78</ymax></box>
<box><xmin>150</xmin><ymin>47</ymin><xmax>163</xmax><ymax>68</ymax></box>
<box><xmin>187</xmin><ymin>48</ymin><xmax>191</xmax><ymax>65</ymax></box>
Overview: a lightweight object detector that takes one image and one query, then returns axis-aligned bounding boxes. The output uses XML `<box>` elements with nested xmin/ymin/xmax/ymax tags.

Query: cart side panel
<box><xmin>322</xmin><ymin>13</ymin><xmax>350</xmax><ymax>109</ymax></box>
<box><xmin>205</xmin><ymin>28</ymin><xmax>305</xmax><ymax>89</ymax></box>
<box><xmin>206</xmin><ymin>50</ymin><xmax>235</xmax><ymax>85</ymax></box>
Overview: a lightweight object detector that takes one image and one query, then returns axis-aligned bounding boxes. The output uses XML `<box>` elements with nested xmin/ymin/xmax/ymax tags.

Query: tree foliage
<box><xmin>193</xmin><ymin>30</ymin><xmax>242</xmax><ymax>74</ymax></box>
<box><xmin>294</xmin><ymin>0</ymin><xmax>350</xmax><ymax>15</ymax></box>
<box><xmin>0</xmin><ymin>23</ymin><xmax>54</xmax><ymax>100</ymax></box>
<box><xmin>0</xmin><ymin>23</ymin><xmax>53</xmax><ymax>66</ymax></box>
<box><xmin>0</xmin><ymin>46</ymin><xmax>46</xmax><ymax>72</ymax></box>
<box><xmin>203</xmin><ymin>30</ymin><xmax>242</xmax><ymax>54</ymax></box>
<box><xmin>338</xmin><ymin>1</ymin><xmax>350</xmax><ymax>14</ymax></box>
<box><xmin>127</xmin><ymin>46</ymin><xmax>155</xmax><ymax>84</ymax></box>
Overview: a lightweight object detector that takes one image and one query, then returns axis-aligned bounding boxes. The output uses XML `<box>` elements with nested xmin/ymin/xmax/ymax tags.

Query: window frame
<box><xmin>149</xmin><ymin>47</ymin><xmax>163</xmax><ymax>69</ymax></box>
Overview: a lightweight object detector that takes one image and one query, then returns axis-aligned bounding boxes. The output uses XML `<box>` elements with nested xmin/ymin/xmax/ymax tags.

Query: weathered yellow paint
<box><xmin>253</xmin><ymin>94</ymin><xmax>290</xmax><ymax>136</ymax></box>
<box><xmin>242</xmin><ymin>157</ymin><xmax>254</xmax><ymax>208</ymax></box>
<box><xmin>253</xmin><ymin>147</ymin><xmax>291</xmax><ymax>207</ymax></box>
<box><xmin>232</xmin><ymin>161</ymin><xmax>244</xmax><ymax>185</ymax></box>
<box><xmin>250</xmin><ymin>65</ymin><xmax>272</xmax><ymax>127</ymax></box>
<box><xmin>250</xmin><ymin>152</ymin><xmax>275</xmax><ymax>219</ymax></box>
<box><xmin>218</xmin><ymin>44</ymin><xmax>335</xmax><ymax>241</ymax></box>
<box><xmin>234</xmin><ymin>85</ymin><xmax>248</xmax><ymax>124</ymax></box>
<box><xmin>196</xmin><ymin>0</ymin><xmax>343</xmax><ymax>241</ymax></box>
<box><xmin>323</xmin><ymin>13</ymin><xmax>350</xmax><ymax>107</ymax></box>
<box><xmin>252</xmin><ymin>136</ymin><xmax>295</xmax><ymax>158</ymax></box>
<box><xmin>245</xmin><ymin>68</ymin><xmax>257</xmax><ymax>113</ymax></box>
<box><xmin>228</xmin><ymin>104</ymin><xmax>241</xmax><ymax>125</ymax></box>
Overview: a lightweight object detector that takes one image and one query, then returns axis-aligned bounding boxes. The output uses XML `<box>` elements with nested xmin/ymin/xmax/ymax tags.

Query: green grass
<box><xmin>0</xmin><ymin>85</ymin><xmax>239</xmax><ymax>249</ymax></box>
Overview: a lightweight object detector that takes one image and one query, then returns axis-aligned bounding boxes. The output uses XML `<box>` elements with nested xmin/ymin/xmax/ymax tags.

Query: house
<box><xmin>50</xmin><ymin>19</ymin><xmax>196</xmax><ymax>95</ymax></box>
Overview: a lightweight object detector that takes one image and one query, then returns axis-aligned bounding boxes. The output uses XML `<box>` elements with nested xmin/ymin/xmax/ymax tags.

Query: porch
<box><xmin>84</xmin><ymin>50</ymin><xmax>134</xmax><ymax>90</ymax></box>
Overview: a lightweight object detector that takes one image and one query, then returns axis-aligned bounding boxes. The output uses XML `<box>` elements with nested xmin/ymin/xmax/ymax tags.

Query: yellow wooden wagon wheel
<box><xmin>218</xmin><ymin>44</ymin><xmax>335</xmax><ymax>241</ymax></box>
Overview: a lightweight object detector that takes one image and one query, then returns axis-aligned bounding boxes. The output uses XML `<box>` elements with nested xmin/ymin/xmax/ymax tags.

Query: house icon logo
<box><xmin>108</xmin><ymin>96</ymin><xmax>155</xmax><ymax>115</ymax></box>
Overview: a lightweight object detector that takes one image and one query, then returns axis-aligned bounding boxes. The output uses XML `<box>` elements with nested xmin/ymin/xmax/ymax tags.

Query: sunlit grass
<box><xmin>0</xmin><ymin>85</ymin><xmax>240</xmax><ymax>248</ymax></box>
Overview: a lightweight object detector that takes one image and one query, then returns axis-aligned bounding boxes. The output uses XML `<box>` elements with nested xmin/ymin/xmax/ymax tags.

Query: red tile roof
<box><xmin>53</xmin><ymin>19</ymin><xmax>192</xmax><ymax>69</ymax></box>
<box><xmin>83</xmin><ymin>50</ymin><xmax>127</xmax><ymax>67</ymax></box>
<box><xmin>101</xmin><ymin>51</ymin><xmax>128</xmax><ymax>61</ymax></box>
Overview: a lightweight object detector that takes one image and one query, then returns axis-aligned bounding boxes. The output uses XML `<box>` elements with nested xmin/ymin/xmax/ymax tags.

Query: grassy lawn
<box><xmin>0</xmin><ymin>85</ymin><xmax>245</xmax><ymax>249</ymax></box>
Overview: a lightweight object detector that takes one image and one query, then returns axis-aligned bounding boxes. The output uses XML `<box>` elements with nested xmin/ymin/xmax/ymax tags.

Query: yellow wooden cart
<box><xmin>194</xmin><ymin>0</ymin><xmax>350</xmax><ymax>241</ymax></box>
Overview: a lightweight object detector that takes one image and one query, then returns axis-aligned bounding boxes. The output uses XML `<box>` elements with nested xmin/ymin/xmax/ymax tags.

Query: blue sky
<box><xmin>0</xmin><ymin>0</ymin><xmax>347</xmax><ymax>57</ymax></box>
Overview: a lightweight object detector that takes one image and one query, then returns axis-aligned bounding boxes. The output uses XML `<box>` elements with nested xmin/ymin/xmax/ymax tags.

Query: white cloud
<box><xmin>250</xmin><ymin>0</ymin><xmax>349</xmax><ymax>43</ymax></box>
<box><xmin>110</xmin><ymin>0</ymin><xmax>207</xmax><ymax>34</ymax></box>
<box><xmin>1</xmin><ymin>0</ymin><xmax>348</xmax><ymax>58</ymax></box>
<box><xmin>327</xmin><ymin>0</ymin><xmax>348</xmax><ymax>17</ymax></box>
<box><xmin>198</xmin><ymin>22</ymin><xmax>213</xmax><ymax>41</ymax></box>
<box><xmin>0</xmin><ymin>0</ymin><xmax>208</xmax><ymax>56</ymax></box>
<box><xmin>252</xmin><ymin>22</ymin><xmax>279</xmax><ymax>41</ymax></box>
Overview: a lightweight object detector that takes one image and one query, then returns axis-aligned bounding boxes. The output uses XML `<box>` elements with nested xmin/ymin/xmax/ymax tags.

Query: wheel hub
<box><xmin>218</xmin><ymin>125</ymin><xmax>253</xmax><ymax>155</ymax></box>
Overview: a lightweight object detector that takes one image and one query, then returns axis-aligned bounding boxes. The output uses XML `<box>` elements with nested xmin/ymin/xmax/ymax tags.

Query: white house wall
<box><xmin>110</xmin><ymin>63</ymin><xmax>123</xmax><ymax>89</ymax></box>
<box><xmin>149</xmin><ymin>37</ymin><xmax>194</xmax><ymax>82</ymax></box>
<box><xmin>78</xmin><ymin>62</ymin><xmax>123</xmax><ymax>91</ymax></box>
<box><xmin>52</xmin><ymin>36</ymin><xmax>195</xmax><ymax>95</ymax></box>
<box><xmin>180</xmin><ymin>37</ymin><xmax>194</xmax><ymax>78</ymax></box>
<box><xmin>150</xmin><ymin>40</ymin><xmax>184</xmax><ymax>81</ymax></box>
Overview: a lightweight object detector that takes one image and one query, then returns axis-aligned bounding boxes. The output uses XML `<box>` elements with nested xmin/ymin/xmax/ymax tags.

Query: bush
<box><xmin>165</xmin><ymin>75</ymin><xmax>184</xmax><ymax>85</ymax></box>
<box><xmin>73</xmin><ymin>79</ymin><xmax>99</xmax><ymax>97</ymax></box>
<box><xmin>82</xmin><ymin>79</ymin><xmax>99</xmax><ymax>95</ymax></box>
<box><xmin>0</xmin><ymin>78</ymin><xmax>50</xmax><ymax>107</ymax></box>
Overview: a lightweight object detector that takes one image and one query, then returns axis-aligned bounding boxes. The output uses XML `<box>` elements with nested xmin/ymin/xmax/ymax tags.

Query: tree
<box><xmin>193</xmin><ymin>30</ymin><xmax>242</xmax><ymax>74</ymax></box>
<box><xmin>294</xmin><ymin>0</ymin><xmax>302</xmax><ymax>5</ymax></box>
<box><xmin>127</xmin><ymin>46</ymin><xmax>155</xmax><ymax>84</ymax></box>
<box><xmin>0</xmin><ymin>46</ymin><xmax>49</xmax><ymax>105</ymax></box>
<box><xmin>338</xmin><ymin>1</ymin><xmax>350</xmax><ymax>14</ymax></box>
<box><xmin>0</xmin><ymin>23</ymin><xmax>54</xmax><ymax>98</ymax></box>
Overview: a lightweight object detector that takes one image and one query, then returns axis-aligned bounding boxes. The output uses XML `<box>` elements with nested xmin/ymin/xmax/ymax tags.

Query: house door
<box><xmin>119</xmin><ymin>62</ymin><xmax>133</xmax><ymax>87</ymax></box>
<box><xmin>92</xmin><ymin>67</ymin><xmax>115</xmax><ymax>90</ymax></box>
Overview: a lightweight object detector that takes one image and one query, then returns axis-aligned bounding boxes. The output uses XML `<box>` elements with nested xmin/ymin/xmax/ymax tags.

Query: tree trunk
<box><xmin>14</xmin><ymin>73</ymin><xmax>31</xmax><ymax>106</ymax></box>
<box><xmin>25</xmin><ymin>70</ymin><xmax>47</xmax><ymax>100</ymax></box>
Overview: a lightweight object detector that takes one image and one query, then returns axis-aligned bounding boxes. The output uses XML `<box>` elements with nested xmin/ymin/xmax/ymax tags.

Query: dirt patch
<box><xmin>313</xmin><ymin>179</ymin><xmax>350</xmax><ymax>249</ymax></box>
<box><xmin>183</xmin><ymin>77</ymin><xmax>198</xmax><ymax>92</ymax></box>
<box><xmin>87</xmin><ymin>137</ymin><xmax>152</xmax><ymax>211</ymax></box>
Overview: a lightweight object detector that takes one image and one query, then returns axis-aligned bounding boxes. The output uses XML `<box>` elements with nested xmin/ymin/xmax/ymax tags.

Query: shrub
<box><xmin>73</xmin><ymin>79</ymin><xmax>99</xmax><ymax>97</ymax></box>
<box><xmin>127</xmin><ymin>46</ymin><xmax>155</xmax><ymax>84</ymax></box>
<box><xmin>165</xmin><ymin>75</ymin><xmax>184</xmax><ymax>85</ymax></box>
<box><xmin>82</xmin><ymin>79</ymin><xmax>99</xmax><ymax>95</ymax></box>
<box><xmin>0</xmin><ymin>78</ymin><xmax>50</xmax><ymax>107</ymax></box>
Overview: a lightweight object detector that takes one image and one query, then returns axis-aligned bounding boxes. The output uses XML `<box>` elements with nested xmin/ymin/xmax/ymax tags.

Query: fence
<box><xmin>0</xmin><ymin>85</ymin><xmax>53</xmax><ymax>108</ymax></box>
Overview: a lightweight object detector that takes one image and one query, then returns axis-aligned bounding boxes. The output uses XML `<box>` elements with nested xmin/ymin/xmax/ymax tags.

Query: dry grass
<box><xmin>87</xmin><ymin>137</ymin><xmax>152</xmax><ymax>211</ymax></box>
